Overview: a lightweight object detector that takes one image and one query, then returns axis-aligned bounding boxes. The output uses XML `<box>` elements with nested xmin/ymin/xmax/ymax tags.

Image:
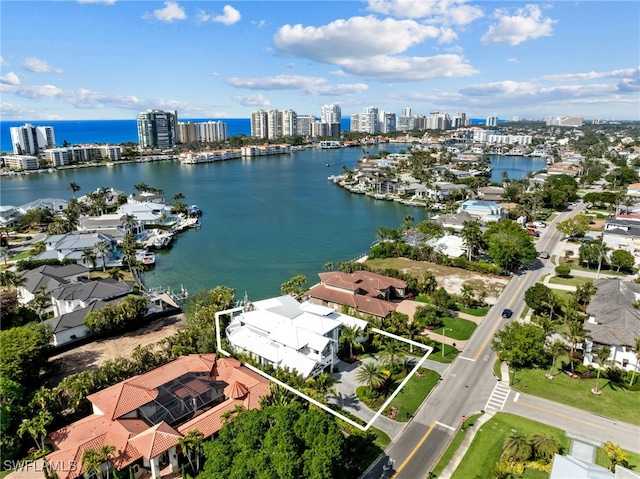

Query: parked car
<box><xmin>533</xmin><ymin>221</ymin><xmax>546</xmax><ymax>228</ymax></box>
<box><xmin>501</xmin><ymin>309</ymin><xmax>513</xmax><ymax>318</ymax></box>
<box><xmin>538</xmin><ymin>251</ymin><xmax>550</xmax><ymax>259</ymax></box>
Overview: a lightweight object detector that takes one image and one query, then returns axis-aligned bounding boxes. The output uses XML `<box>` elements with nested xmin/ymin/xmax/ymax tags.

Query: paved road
<box><xmin>364</xmin><ymin>201</ymin><xmax>640</xmax><ymax>479</ymax></box>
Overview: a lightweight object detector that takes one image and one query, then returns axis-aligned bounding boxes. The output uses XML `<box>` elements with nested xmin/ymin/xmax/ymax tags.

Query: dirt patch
<box><xmin>365</xmin><ymin>257</ymin><xmax>510</xmax><ymax>304</ymax></box>
<box><xmin>45</xmin><ymin>314</ymin><xmax>186</xmax><ymax>384</ymax></box>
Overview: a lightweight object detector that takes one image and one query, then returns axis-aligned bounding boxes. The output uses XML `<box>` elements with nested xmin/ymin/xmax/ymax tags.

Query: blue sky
<box><xmin>1</xmin><ymin>0</ymin><xmax>638</xmax><ymax>121</ymax></box>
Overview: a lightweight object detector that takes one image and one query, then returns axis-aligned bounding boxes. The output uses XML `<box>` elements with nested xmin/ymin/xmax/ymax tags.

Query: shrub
<box><xmin>555</xmin><ymin>264</ymin><xmax>571</xmax><ymax>278</ymax></box>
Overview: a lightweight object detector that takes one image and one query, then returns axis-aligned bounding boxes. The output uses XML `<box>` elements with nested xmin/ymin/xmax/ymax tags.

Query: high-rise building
<box><xmin>177</xmin><ymin>121</ymin><xmax>198</xmax><ymax>144</ymax></box>
<box><xmin>379</xmin><ymin>112</ymin><xmax>396</xmax><ymax>134</ymax></box>
<box><xmin>350</xmin><ymin>114</ymin><xmax>360</xmax><ymax>132</ymax></box>
<box><xmin>321</xmin><ymin>104</ymin><xmax>341</xmax><ymax>138</ymax></box>
<box><xmin>546</xmin><ymin>116</ymin><xmax>584</xmax><ymax>127</ymax></box>
<box><xmin>137</xmin><ymin>110</ymin><xmax>178</xmax><ymax>149</ymax></box>
<box><xmin>426</xmin><ymin>112</ymin><xmax>451</xmax><ymax>130</ymax></box>
<box><xmin>486</xmin><ymin>115</ymin><xmax>499</xmax><ymax>127</ymax></box>
<box><xmin>296</xmin><ymin>115</ymin><xmax>316</xmax><ymax>136</ymax></box>
<box><xmin>9</xmin><ymin>123</ymin><xmax>56</xmax><ymax>155</ymax></box>
<box><xmin>452</xmin><ymin>112</ymin><xmax>468</xmax><ymax>128</ymax></box>
<box><xmin>358</xmin><ymin>107</ymin><xmax>379</xmax><ymax>134</ymax></box>
<box><xmin>401</xmin><ymin>107</ymin><xmax>412</xmax><ymax>118</ymax></box>
<box><xmin>197</xmin><ymin>121</ymin><xmax>228</xmax><ymax>142</ymax></box>
<box><xmin>251</xmin><ymin>110</ymin><xmax>268</xmax><ymax>138</ymax></box>
<box><xmin>281</xmin><ymin>109</ymin><xmax>297</xmax><ymax>137</ymax></box>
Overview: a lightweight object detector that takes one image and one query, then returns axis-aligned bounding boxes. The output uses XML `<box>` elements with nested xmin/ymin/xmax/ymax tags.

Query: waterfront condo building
<box><xmin>281</xmin><ymin>109</ymin><xmax>297</xmax><ymax>137</ymax></box>
<box><xmin>355</xmin><ymin>106</ymin><xmax>379</xmax><ymax>134</ymax></box>
<box><xmin>137</xmin><ymin>110</ymin><xmax>178</xmax><ymax>150</ymax></box>
<box><xmin>486</xmin><ymin>115</ymin><xmax>499</xmax><ymax>127</ymax></box>
<box><xmin>9</xmin><ymin>123</ymin><xmax>56</xmax><ymax>155</ymax></box>
<box><xmin>321</xmin><ymin>104</ymin><xmax>341</xmax><ymax>138</ymax></box>
<box><xmin>379</xmin><ymin>111</ymin><xmax>396</xmax><ymax>134</ymax></box>
<box><xmin>251</xmin><ymin>110</ymin><xmax>268</xmax><ymax>138</ymax></box>
<box><xmin>176</xmin><ymin>120</ymin><xmax>228</xmax><ymax>144</ymax></box>
<box><xmin>296</xmin><ymin>115</ymin><xmax>315</xmax><ymax>136</ymax></box>
<box><xmin>426</xmin><ymin>112</ymin><xmax>452</xmax><ymax>130</ymax></box>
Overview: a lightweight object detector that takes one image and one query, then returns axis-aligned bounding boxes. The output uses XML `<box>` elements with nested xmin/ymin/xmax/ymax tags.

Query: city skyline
<box><xmin>1</xmin><ymin>1</ymin><xmax>638</xmax><ymax>122</ymax></box>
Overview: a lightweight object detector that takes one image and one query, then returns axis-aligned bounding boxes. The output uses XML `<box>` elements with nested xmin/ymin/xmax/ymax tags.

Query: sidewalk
<box><xmin>438</xmin><ymin>412</ymin><xmax>494</xmax><ymax>479</ymax></box>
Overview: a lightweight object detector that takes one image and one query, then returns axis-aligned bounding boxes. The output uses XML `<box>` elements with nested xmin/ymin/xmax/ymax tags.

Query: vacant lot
<box><xmin>46</xmin><ymin>314</ymin><xmax>185</xmax><ymax>383</ymax></box>
<box><xmin>365</xmin><ymin>257</ymin><xmax>510</xmax><ymax>304</ymax></box>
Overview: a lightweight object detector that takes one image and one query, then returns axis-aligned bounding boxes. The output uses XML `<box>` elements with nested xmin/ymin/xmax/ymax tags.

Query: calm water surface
<box><xmin>1</xmin><ymin>148</ymin><xmax>545</xmax><ymax>300</ymax></box>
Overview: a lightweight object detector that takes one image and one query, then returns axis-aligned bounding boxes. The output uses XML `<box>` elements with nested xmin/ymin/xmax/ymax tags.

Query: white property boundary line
<box><xmin>215</xmin><ymin>311</ymin><xmax>433</xmax><ymax>431</ymax></box>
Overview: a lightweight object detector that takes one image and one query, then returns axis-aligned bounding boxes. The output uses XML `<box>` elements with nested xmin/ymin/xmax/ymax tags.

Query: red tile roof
<box><xmin>47</xmin><ymin>354</ymin><xmax>269</xmax><ymax>478</ymax></box>
<box><xmin>306</xmin><ymin>284</ymin><xmax>398</xmax><ymax>318</ymax></box>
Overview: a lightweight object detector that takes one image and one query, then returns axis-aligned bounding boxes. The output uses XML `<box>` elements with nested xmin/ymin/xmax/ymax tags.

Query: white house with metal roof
<box><xmin>225</xmin><ymin>295</ymin><xmax>367</xmax><ymax>378</ymax></box>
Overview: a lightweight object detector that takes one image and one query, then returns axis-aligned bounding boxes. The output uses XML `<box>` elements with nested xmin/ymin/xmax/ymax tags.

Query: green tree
<box><xmin>524</xmin><ymin>283</ymin><xmax>556</xmax><ymax>316</ymax></box>
<box><xmin>98</xmin><ymin>445</ymin><xmax>116</xmax><ymax>479</ymax></box>
<box><xmin>0</xmin><ymin>323</ymin><xmax>51</xmax><ymax>384</ymax></box>
<box><xmin>609</xmin><ymin>249</ymin><xmax>634</xmax><ymax>272</ymax></box>
<box><xmin>93</xmin><ymin>240</ymin><xmax>112</xmax><ymax>272</ymax></box>
<box><xmin>546</xmin><ymin>339</ymin><xmax>565</xmax><ymax>378</ymax></box>
<box><xmin>355</xmin><ymin>362</ymin><xmax>387</xmax><ymax>392</ymax></box>
<box><xmin>280</xmin><ymin>274</ymin><xmax>308</xmax><ymax>298</ymax></box>
<box><xmin>81</xmin><ymin>247</ymin><xmax>98</xmax><ymax>269</ymax></box>
<box><xmin>67</xmin><ymin>182</ymin><xmax>81</xmax><ymax>198</ymax></box>
<box><xmin>339</xmin><ymin>325</ymin><xmax>363</xmax><ymax>359</ymax></box>
<box><xmin>501</xmin><ymin>430</ymin><xmax>532</xmax><ymax>462</ymax></box>
<box><xmin>564</xmin><ymin>319</ymin><xmax>586</xmax><ymax>373</ymax></box>
<box><xmin>178</xmin><ymin>429</ymin><xmax>205</xmax><ymax>472</ymax></box>
<box><xmin>629</xmin><ymin>337</ymin><xmax>640</xmax><ymax>386</ymax></box>
<box><xmin>556</xmin><ymin>214</ymin><xmax>591</xmax><ymax>238</ymax></box>
<box><xmin>530</xmin><ymin>433</ymin><xmax>560</xmax><ymax>462</ymax></box>
<box><xmin>593</xmin><ymin>344</ymin><xmax>611</xmax><ymax>393</ymax></box>
<box><xmin>492</xmin><ymin>322</ymin><xmax>547</xmax><ymax>370</ymax></box>
<box><xmin>604</xmin><ymin>441</ymin><xmax>628</xmax><ymax>472</ymax></box>
<box><xmin>106</xmin><ymin>267</ymin><xmax>125</xmax><ymax>281</ymax></box>
<box><xmin>460</xmin><ymin>220</ymin><xmax>484</xmax><ymax>261</ymax></box>
<box><xmin>378</xmin><ymin>341</ymin><xmax>407</xmax><ymax>373</ymax></box>
<box><xmin>484</xmin><ymin>220</ymin><xmax>537</xmax><ymax>273</ymax></box>
<box><xmin>82</xmin><ymin>449</ymin><xmax>103</xmax><ymax>479</ymax></box>
<box><xmin>17</xmin><ymin>409</ymin><xmax>53</xmax><ymax>450</ymax></box>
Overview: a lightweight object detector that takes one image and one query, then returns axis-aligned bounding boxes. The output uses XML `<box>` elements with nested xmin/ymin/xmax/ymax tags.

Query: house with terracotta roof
<box><xmin>306</xmin><ymin>270</ymin><xmax>407</xmax><ymax>319</ymax></box>
<box><xmin>583</xmin><ymin>279</ymin><xmax>640</xmax><ymax>372</ymax></box>
<box><xmin>46</xmin><ymin>354</ymin><xmax>269</xmax><ymax>479</ymax></box>
<box><xmin>225</xmin><ymin>295</ymin><xmax>367</xmax><ymax>378</ymax></box>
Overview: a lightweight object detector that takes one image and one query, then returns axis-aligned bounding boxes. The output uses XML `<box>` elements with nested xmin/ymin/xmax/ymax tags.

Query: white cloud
<box><xmin>0</xmin><ymin>57</ymin><xmax>8</xmax><ymax>66</ymax></box>
<box><xmin>507</xmin><ymin>58</ymin><xmax>519</xmax><ymax>63</ymax></box>
<box><xmin>196</xmin><ymin>5</ymin><xmax>241</xmax><ymax>25</ymax></box>
<box><xmin>0</xmin><ymin>72</ymin><xmax>20</xmax><ymax>85</ymax></box>
<box><xmin>481</xmin><ymin>4</ymin><xmax>555</xmax><ymax>46</ymax></box>
<box><xmin>366</xmin><ymin>0</ymin><xmax>483</xmax><ymax>26</ymax></box>
<box><xmin>541</xmin><ymin>67</ymin><xmax>639</xmax><ymax>82</ymax></box>
<box><xmin>0</xmin><ymin>102</ymin><xmax>62</xmax><ymax>120</ymax></box>
<box><xmin>23</xmin><ymin>57</ymin><xmax>63</xmax><ymax>74</ymax></box>
<box><xmin>226</xmin><ymin>74</ymin><xmax>368</xmax><ymax>96</ymax></box>
<box><xmin>148</xmin><ymin>1</ymin><xmax>186</xmax><ymax>22</ymax></box>
<box><xmin>232</xmin><ymin>94</ymin><xmax>270</xmax><ymax>107</ymax></box>
<box><xmin>339</xmin><ymin>54</ymin><xmax>478</xmax><ymax>81</ymax></box>
<box><xmin>274</xmin><ymin>16</ymin><xmax>440</xmax><ymax>63</ymax></box>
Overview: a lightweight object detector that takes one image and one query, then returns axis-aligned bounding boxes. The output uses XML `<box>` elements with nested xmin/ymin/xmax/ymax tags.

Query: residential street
<box><xmin>362</xmin><ymin>201</ymin><xmax>640</xmax><ymax>479</ymax></box>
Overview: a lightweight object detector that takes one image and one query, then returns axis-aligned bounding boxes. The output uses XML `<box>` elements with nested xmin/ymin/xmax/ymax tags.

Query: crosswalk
<box><xmin>485</xmin><ymin>381</ymin><xmax>511</xmax><ymax>411</ymax></box>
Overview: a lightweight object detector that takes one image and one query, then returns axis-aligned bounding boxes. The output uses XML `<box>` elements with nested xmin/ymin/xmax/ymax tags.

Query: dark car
<box><xmin>501</xmin><ymin>309</ymin><xmax>513</xmax><ymax>318</ymax></box>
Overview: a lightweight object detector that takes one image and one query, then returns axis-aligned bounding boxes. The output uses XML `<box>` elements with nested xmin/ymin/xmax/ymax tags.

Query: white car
<box><xmin>533</xmin><ymin>221</ymin><xmax>546</xmax><ymax>228</ymax></box>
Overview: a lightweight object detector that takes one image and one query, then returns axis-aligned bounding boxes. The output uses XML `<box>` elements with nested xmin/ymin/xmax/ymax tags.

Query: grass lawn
<box><xmin>426</xmin><ymin>343</ymin><xmax>458</xmax><ymax>363</ymax></box>
<box><xmin>458</xmin><ymin>306</ymin><xmax>488</xmax><ymax>316</ymax></box>
<box><xmin>91</xmin><ymin>270</ymin><xmax>135</xmax><ymax>282</ymax></box>
<box><xmin>9</xmin><ymin>250</ymin><xmax>32</xmax><ymax>261</ymax></box>
<box><xmin>441</xmin><ymin>316</ymin><xmax>477</xmax><ymax>341</ymax></box>
<box><xmin>388</xmin><ymin>368</ymin><xmax>440</xmax><ymax>422</ymax></box>
<box><xmin>548</xmin><ymin>276</ymin><xmax>593</xmax><ymax>287</ymax></box>
<box><xmin>559</xmin><ymin>260</ymin><xmax>626</xmax><ymax>277</ymax></box>
<box><xmin>510</xmin><ymin>367</ymin><xmax>640</xmax><ymax>426</ymax></box>
<box><xmin>451</xmin><ymin>413</ymin><xmax>571</xmax><ymax>479</ymax></box>
<box><xmin>431</xmin><ymin>414</ymin><xmax>483</xmax><ymax>477</ymax></box>
<box><xmin>552</xmin><ymin>289</ymin><xmax>573</xmax><ymax>304</ymax></box>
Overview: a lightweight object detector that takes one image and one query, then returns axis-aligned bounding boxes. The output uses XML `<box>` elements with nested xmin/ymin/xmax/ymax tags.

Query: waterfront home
<box><xmin>0</xmin><ymin>205</ymin><xmax>22</xmax><ymax>228</ymax></box>
<box><xmin>459</xmin><ymin>199</ymin><xmax>505</xmax><ymax>222</ymax></box>
<box><xmin>78</xmin><ymin>213</ymin><xmax>145</xmax><ymax>242</ymax></box>
<box><xmin>49</xmin><ymin>277</ymin><xmax>132</xmax><ymax>317</ymax></box>
<box><xmin>426</xmin><ymin>234</ymin><xmax>466</xmax><ymax>258</ymax></box>
<box><xmin>225</xmin><ymin>295</ymin><xmax>367</xmax><ymax>378</ymax></box>
<box><xmin>20</xmin><ymin>197</ymin><xmax>68</xmax><ymax>215</ymax></box>
<box><xmin>46</xmin><ymin>354</ymin><xmax>269</xmax><ymax>479</ymax></box>
<box><xmin>17</xmin><ymin>264</ymin><xmax>90</xmax><ymax>305</ymax></box>
<box><xmin>583</xmin><ymin>279</ymin><xmax>640</xmax><ymax>373</ymax></box>
<box><xmin>47</xmin><ymin>297</ymin><xmax>121</xmax><ymax>346</ymax></box>
<box><xmin>431</xmin><ymin>211</ymin><xmax>476</xmax><ymax>232</ymax></box>
<box><xmin>424</xmin><ymin>181</ymin><xmax>467</xmax><ymax>201</ymax></box>
<box><xmin>306</xmin><ymin>271</ymin><xmax>407</xmax><ymax>319</ymax></box>
<box><xmin>117</xmin><ymin>202</ymin><xmax>175</xmax><ymax>227</ymax></box>
<box><xmin>128</xmin><ymin>191</ymin><xmax>165</xmax><ymax>204</ymax></box>
<box><xmin>78</xmin><ymin>187</ymin><xmax>125</xmax><ymax>209</ymax></box>
<box><xmin>39</xmin><ymin>232</ymin><xmax>117</xmax><ymax>269</ymax></box>
<box><xmin>602</xmin><ymin>214</ymin><xmax>640</xmax><ymax>266</ymax></box>
<box><xmin>476</xmin><ymin>186</ymin><xmax>506</xmax><ymax>202</ymax></box>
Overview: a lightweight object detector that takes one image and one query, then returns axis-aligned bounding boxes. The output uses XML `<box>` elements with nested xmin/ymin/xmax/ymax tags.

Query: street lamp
<box><xmin>441</xmin><ymin>327</ymin><xmax>453</xmax><ymax>357</ymax></box>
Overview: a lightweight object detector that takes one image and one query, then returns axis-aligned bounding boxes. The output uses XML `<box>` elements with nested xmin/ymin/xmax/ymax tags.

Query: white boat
<box><xmin>136</xmin><ymin>249</ymin><xmax>156</xmax><ymax>266</ymax></box>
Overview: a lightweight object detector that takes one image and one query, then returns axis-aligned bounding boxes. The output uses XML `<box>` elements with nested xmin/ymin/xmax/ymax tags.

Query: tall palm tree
<box><xmin>30</xmin><ymin>241</ymin><xmax>46</xmax><ymax>256</ymax></box>
<box><xmin>460</xmin><ymin>220</ymin><xmax>483</xmax><ymax>261</ymax></box>
<box><xmin>502</xmin><ymin>430</ymin><xmax>532</xmax><ymax>462</ymax></box>
<box><xmin>322</xmin><ymin>262</ymin><xmax>334</xmax><ymax>271</ymax></box>
<box><xmin>593</xmin><ymin>345</ymin><xmax>611</xmax><ymax>393</ymax></box>
<box><xmin>402</xmin><ymin>215</ymin><xmax>414</xmax><ymax>231</ymax></box>
<box><xmin>81</xmin><ymin>248</ymin><xmax>98</xmax><ymax>270</ymax></box>
<box><xmin>378</xmin><ymin>341</ymin><xmax>407</xmax><ymax>373</ymax></box>
<box><xmin>106</xmin><ymin>267</ymin><xmax>125</xmax><ymax>281</ymax></box>
<box><xmin>17</xmin><ymin>410</ymin><xmax>53</xmax><ymax>450</ymax></box>
<box><xmin>629</xmin><ymin>337</ymin><xmax>640</xmax><ymax>386</ymax></box>
<box><xmin>93</xmin><ymin>240</ymin><xmax>112</xmax><ymax>272</ymax></box>
<box><xmin>564</xmin><ymin>318</ymin><xmax>586</xmax><ymax>373</ymax></box>
<box><xmin>1</xmin><ymin>270</ymin><xmax>26</xmax><ymax>298</ymax></box>
<box><xmin>82</xmin><ymin>449</ymin><xmax>103</xmax><ymax>479</ymax></box>
<box><xmin>546</xmin><ymin>339</ymin><xmax>565</xmax><ymax>378</ymax></box>
<box><xmin>98</xmin><ymin>445</ymin><xmax>116</xmax><ymax>479</ymax></box>
<box><xmin>178</xmin><ymin>429</ymin><xmax>205</xmax><ymax>472</ymax></box>
<box><xmin>339</xmin><ymin>325</ymin><xmax>363</xmax><ymax>359</ymax></box>
<box><xmin>67</xmin><ymin>182</ymin><xmax>81</xmax><ymax>198</ymax></box>
<box><xmin>355</xmin><ymin>362</ymin><xmax>386</xmax><ymax>393</ymax></box>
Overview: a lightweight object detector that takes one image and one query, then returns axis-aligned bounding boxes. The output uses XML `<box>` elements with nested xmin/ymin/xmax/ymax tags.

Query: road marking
<box><xmin>514</xmin><ymin>392</ymin><xmax>520</xmax><ymax>402</ymax></box>
<box><xmin>458</xmin><ymin>356</ymin><xmax>475</xmax><ymax>362</ymax></box>
<box><xmin>517</xmin><ymin>402</ymin><xmax>606</xmax><ymax>429</ymax></box>
<box><xmin>474</xmin><ymin>277</ymin><xmax>530</xmax><ymax>361</ymax></box>
<box><xmin>391</xmin><ymin>422</ymin><xmax>436</xmax><ymax>478</ymax></box>
<box><xmin>485</xmin><ymin>381</ymin><xmax>511</xmax><ymax>412</ymax></box>
<box><xmin>435</xmin><ymin>421</ymin><xmax>456</xmax><ymax>431</ymax></box>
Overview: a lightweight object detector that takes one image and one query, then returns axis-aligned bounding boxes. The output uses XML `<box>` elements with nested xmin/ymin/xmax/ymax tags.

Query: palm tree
<box><xmin>178</xmin><ymin>429</ymin><xmax>205</xmax><ymax>472</ymax></box>
<box><xmin>564</xmin><ymin>319</ymin><xmax>586</xmax><ymax>373</ymax></box>
<box><xmin>530</xmin><ymin>433</ymin><xmax>560</xmax><ymax>462</ymax></box>
<box><xmin>378</xmin><ymin>341</ymin><xmax>407</xmax><ymax>373</ymax></box>
<box><xmin>593</xmin><ymin>344</ymin><xmax>611</xmax><ymax>394</ymax></box>
<box><xmin>106</xmin><ymin>267</ymin><xmax>125</xmax><ymax>281</ymax></box>
<box><xmin>82</xmin><ymin>449</ymin><xmax>103</xmax><ymax>479</ymax></box>
<box><xmin>98</xmin><ymin>445</ymin><xmax>116</xmax><ymax>479</ymax></box>
<box><xmin>93</xmin><ymin>240</ymin><xmax>112</xmax><ymax>272</ymax></box>
<box><xmin>17</xmin><ymin>410</ymin><xmax>53</xmax><ymax>450</ymax></box>
<box><xmin>355</xmin><ymin>362</ymin><xmax>387</xmax><ymax>393</ymax></box>
<box><xmin>81</xmin><ymin>248</ymin><xmax>97</xmax><ymax>270</ymax></box>
<box><xmin>460</xmin><ymin>284</ymin><xmax>475</xmax><ymax>308</ymax></box>
<box><xmin>33</xmin><ymin>285</ymin><xmax>50</xmax><ymax>320</ymax></box>
<box><xmin>67</xmin><ymin>182</ymin><xmax>81</xmax><ymax>198</ymax></box>
<box><xmin>402</xmin><ymin>215</ymin><xmax>414</xmax><ymax>231</ymax></box>
<box><xmin>405</xmin><ymin>321</ymin><xmax>426</xmax><ymax>353</ymax></box>
<box><xmin>546</xmin><ymin>339</ymin><xmax>565</xmax><ymax>379</ymax></box>
<box><xmin>460</xmin><ymin>220</ymin><xmax>483</xmax><ymax>261</ymax></box>
<box><xmin>1</xmin><ymin>270</ymin><xmax>26</xmax><ymax>298</ymax></box>
<box><xmin>122</xmin><ymin>214</ymin><xmax>137</xmax><ymax>234</ymax></box>
<box><xmin>322</xmin><ymin>261</ymin><xmax>334</xmax><ymax>271</ymax></box>
<box><xmin>502</xmin><ymin>430</ymin><xmax>532</xmax><ymax>462</ymax></box>
<box><xmin>629</xmin><ymin>337</ymin><xmax>640</xmax><ymax>386</ymax></box>
<box><xmin>339</xmin><ymin>325</ymin><xmax>363</xmax><ymax>359</ymax></box>
<box><xmin>30</xmin><ymin>241</ymin><xmax>46</xmax><ymax>256</ymax></box>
